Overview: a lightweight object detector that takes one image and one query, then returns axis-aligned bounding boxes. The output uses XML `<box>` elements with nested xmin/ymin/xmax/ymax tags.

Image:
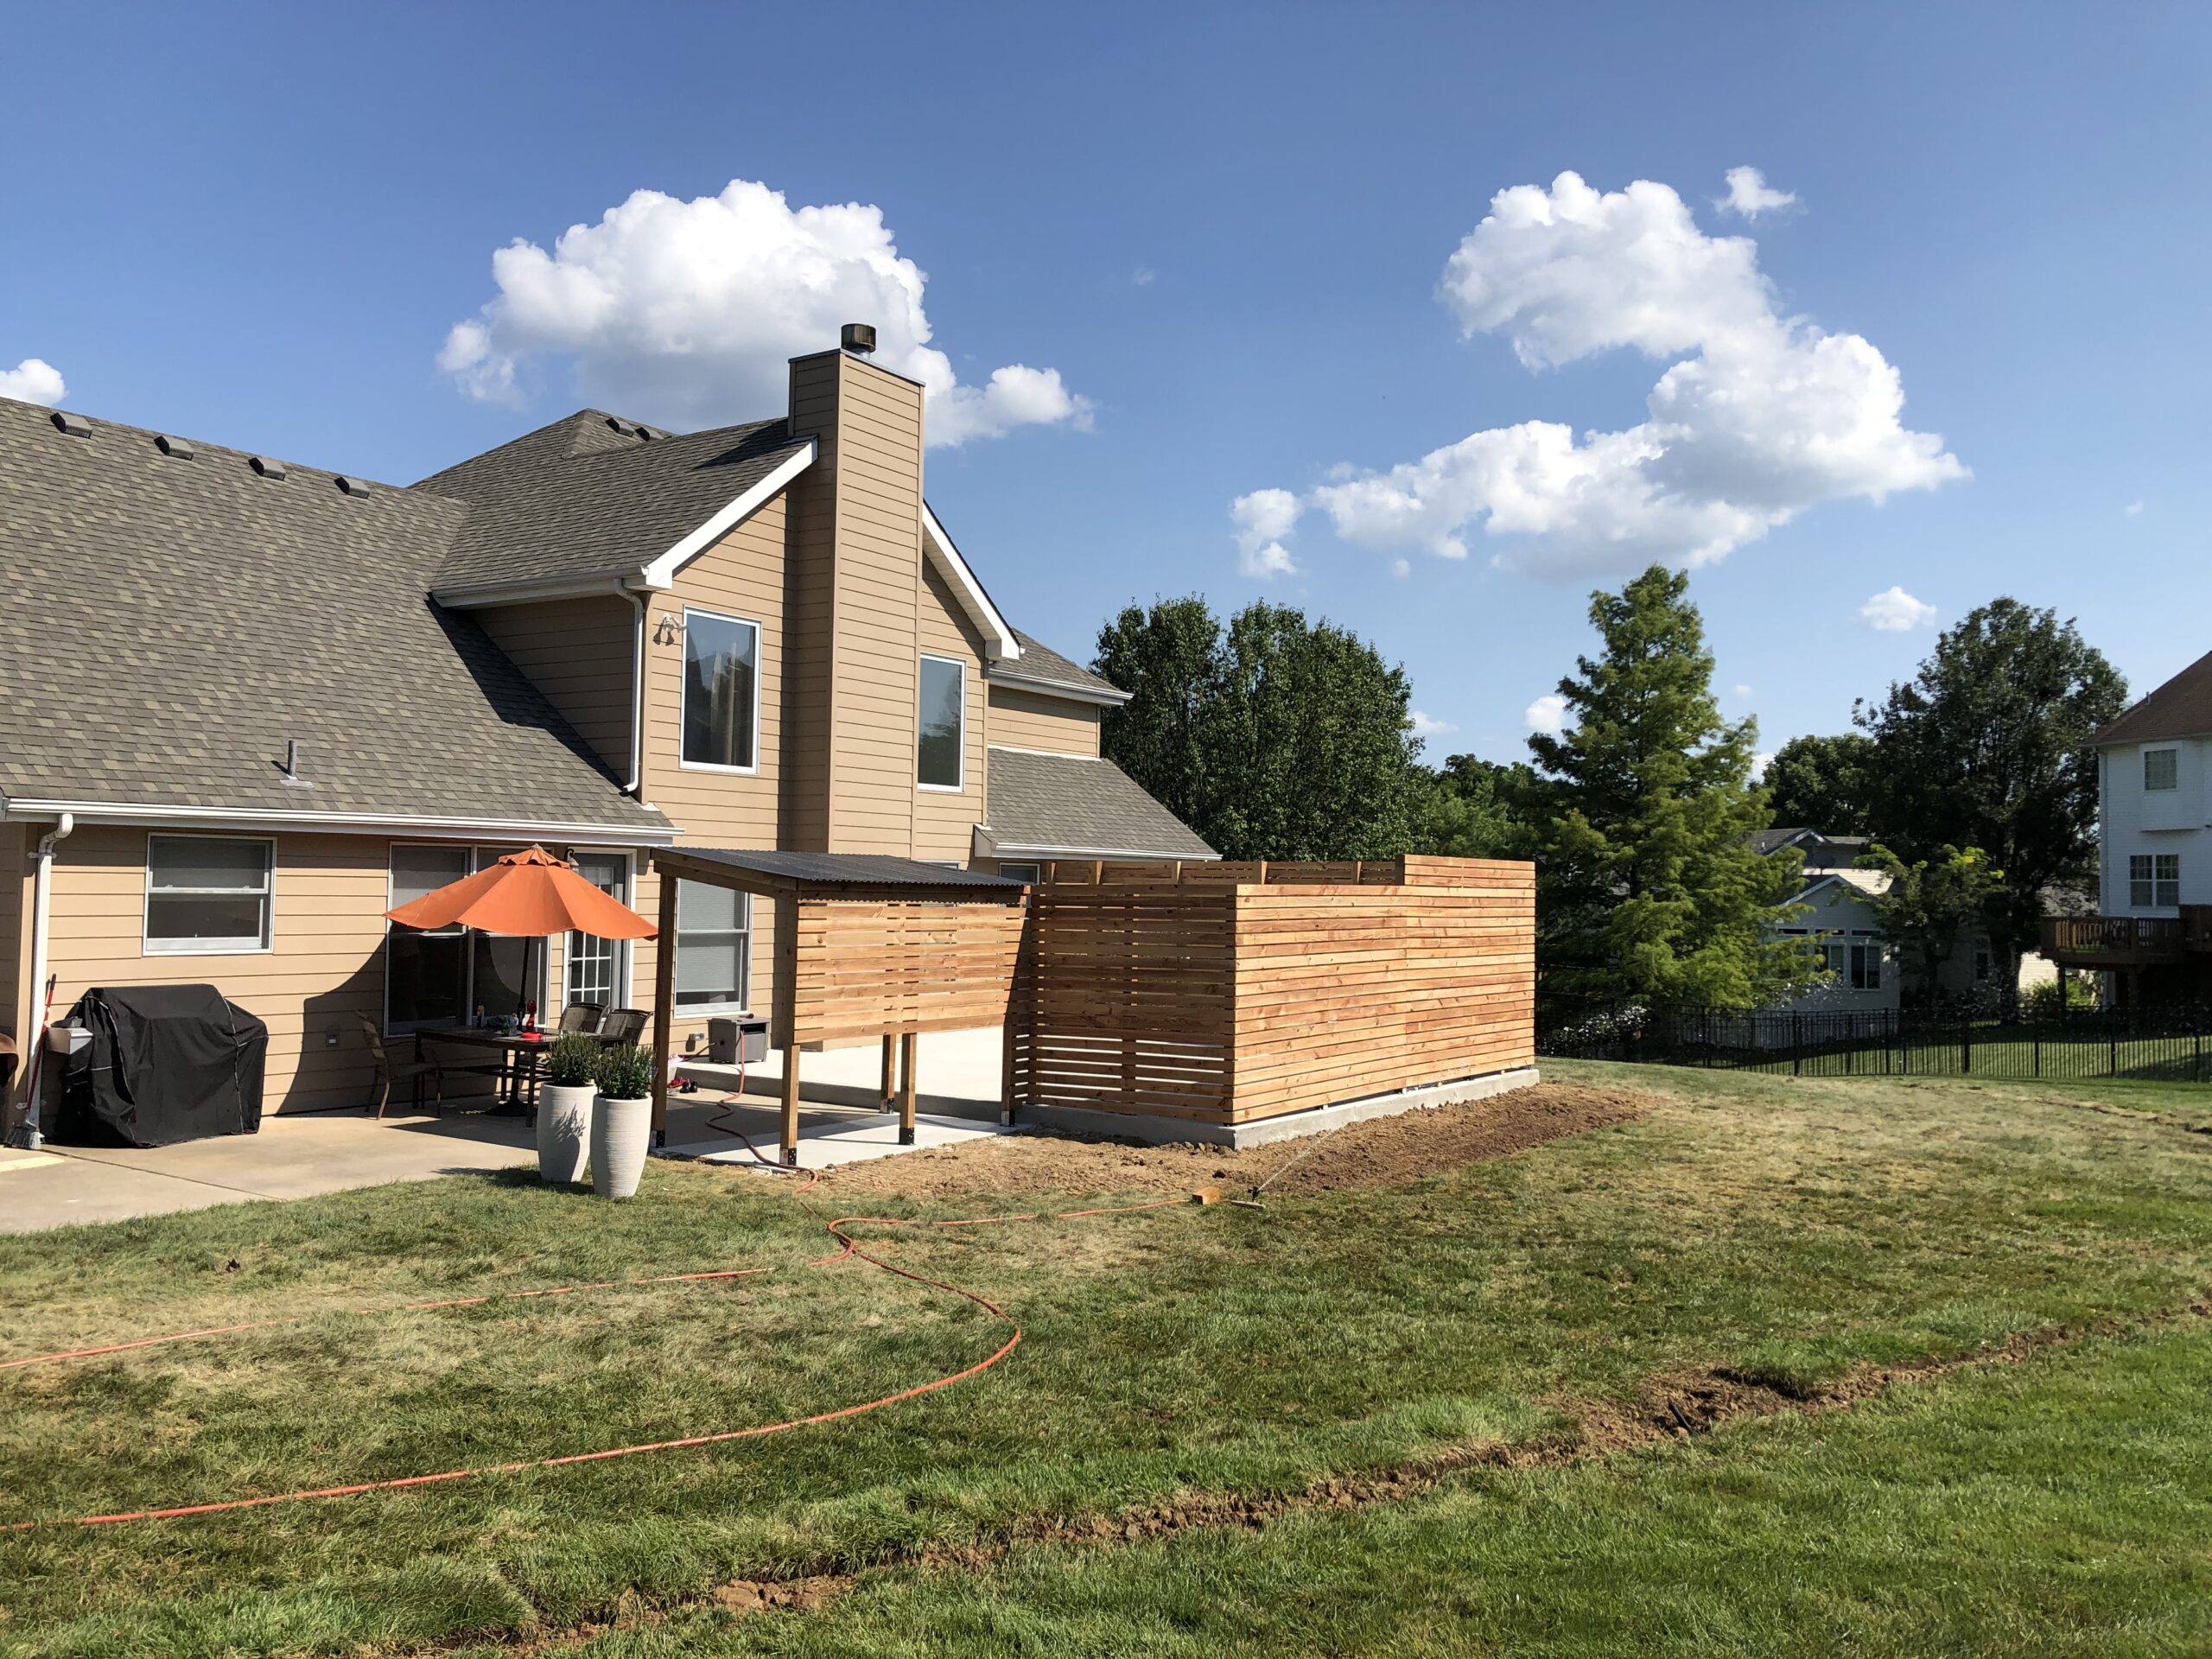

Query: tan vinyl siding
<box><xmin>474</xmin><ymin>596</ymin><xmax>637</xmax><ymax>779</ymax></box>
<box><xmin>629</xmin><ymin>486</ymin><xmax>792</xmax><ymax>1052</ymax></box>
<box><xmin>40</xmin><ymin>826</ymin><xmax>395</xmax><ymax>1114</ymax></box>
<box><xmin>824</xmin><ymin>357</ymin><xmax>927</xmax><ymax>855</ymax></box>
<box><xmin>985</xmin><ymin>684</ymin><xmax>1102</xmax><ymax>758</ymax></box>
<box><xmin>915</xmin><ymin>561</ymin><xmax>988</xmax><ymax>862</ymax></box>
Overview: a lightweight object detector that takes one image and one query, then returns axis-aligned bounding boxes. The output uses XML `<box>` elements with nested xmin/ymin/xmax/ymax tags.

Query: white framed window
<box><xmin>2144</xmin><ymin>747</ymin><xmax>2179</xmax><ymax>791</ymax></box>
<box><xmin>144</xmin><ymin>835</ymin><xmax>273</xmax><ymax>954</ymax></box>
<box><xmin>1848</xmin><ymin>942</ymin><xmax>1882</xmax><ymax>991</ymax></box>
<box><xmin>997</xmin><ymin>861</ymin><xmax>1041</xmax><ymax>884</ymax></box>
<box><xmin>2130</xmin><ymin>853</ymin><xmax>2181</xmax><ymax>908</ymax></box>
<box><xmin>917</xmin><ymin>653</ymin><xmax>966</xmax><ymax>791</ymax></box>
<box><xmin>680</xmin><ymin>607</ymin><xmax>761</xmax><ymax>773</ymax></box>
<box><xmin>674</xmin><ymin>879</ymin><xmax>751</xmax><ymax>1013</ymax></box>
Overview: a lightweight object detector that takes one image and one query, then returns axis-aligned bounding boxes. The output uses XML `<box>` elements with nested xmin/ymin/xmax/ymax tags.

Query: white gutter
<box><xmin>10</xmin><ymin>812</ymin><xmax>72</xmax><ymax>1137</ymax></box>
<box><xmin>2</xmin><ymin>799</ymin><xmax>678</xmax><ymax>844</ymax></box>
<box><xmin>621</xmin><ymin>586</ymin><xmax>649</xmax><ymax>796</ymax></box>
<box><xmin>982</xmin><ymin>666</ymin><xmax>1130</xmax><ymax>707</ymax></box>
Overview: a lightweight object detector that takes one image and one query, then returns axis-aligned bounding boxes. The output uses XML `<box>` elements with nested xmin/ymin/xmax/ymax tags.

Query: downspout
<box><xmin>8</xmin><ymin>811</ymin><xmax>73</xmax><ymax>1142</ymax></box>
<box><xmin>622</xmin><ymin>588</ymin><xmax>648</xmax><ymax>797</ymax></box>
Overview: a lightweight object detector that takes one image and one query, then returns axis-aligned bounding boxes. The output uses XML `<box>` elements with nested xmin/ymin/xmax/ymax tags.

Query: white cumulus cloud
<box><xmin>1525</xmin><ymin>693</ymin><xmax>1569</xmax><ymax>735</ymax></box>
<box><xmin>1859</xmin><ymin>585</ymin><xmax>1936</xmax><ymax>632</ymax></box>
<box><xmin>0</xmin><ymin>358</ymin><xmax>67</xmax><ymax>406</ymax></box>
<box><xmin>2125</xmin><ymin>499</ymin><xmax>2145</xmax><ymax>516</ymax></box>
<box><xmin>1243</xmin><ymin>170</ymin><xmax>1963</xmax><ymax>581</ymax></box>
<box><xmin>1231</xmin><ymin>486</ymin><xmax>1301</xmax><ymax>578</ymax></box>
<box><xmin>439</xmin><ymin>180</ymin><xmax>1092</xmax><ymax>447</ymax></box>
<box><xmin>1410</xmin><ymin>710</ymin><xmax>1457</xmax><ymax>738</ymax></box>
<box><xmin>1718</xmin><ymin>165</ymin><xmax>1797</xmax><ymax>218</ymax></box>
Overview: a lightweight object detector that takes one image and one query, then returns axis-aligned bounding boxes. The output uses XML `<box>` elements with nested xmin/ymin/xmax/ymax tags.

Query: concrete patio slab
<box><xmin>673</xmin><ymin>1025</ymin><xmax>1003</xmax><ymax>1118</ymax></box>
<box><xmin>0</xmin><ymin>1111</ymin><xmax>538</xmax><ymax>1234</ymax></box>
<box><xmin>664</xmin><ymin>1108</ymin><xmax>1012</xmax><ymax>1171</ymax></box>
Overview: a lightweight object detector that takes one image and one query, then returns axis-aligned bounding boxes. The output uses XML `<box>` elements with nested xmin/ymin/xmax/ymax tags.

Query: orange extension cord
<box><xmin>1</xmin><ymin>1134</ymin><xmax>1187</xmax><ymax>1531</ymax></box>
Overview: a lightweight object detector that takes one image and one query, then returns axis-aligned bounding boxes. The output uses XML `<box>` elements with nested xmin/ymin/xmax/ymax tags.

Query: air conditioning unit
<box><xmin>708</xmin><ymin>1017</ymin><xmax>769</xmax><ymax>1065</ymax></box>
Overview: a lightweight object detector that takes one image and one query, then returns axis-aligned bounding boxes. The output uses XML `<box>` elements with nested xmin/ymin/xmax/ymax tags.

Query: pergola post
<box><xmin>780</xmin><ymin>1046</ymin><xmax>801</xmax><ymax>1166</ymax></box>
<box><xmin>899</xmin><ymin>1030</ymin><xmax>918</xmax><ymax>1146</ymax></box>
<box><xmin>650</xmin><ymin>869</ymin><xmax>677</xmax><ymax>1147</ymax></box>
<box><xmin>880</xmin><ymin>1033</ymin><xmax>896</xmax><ymax>1110</ymax></box>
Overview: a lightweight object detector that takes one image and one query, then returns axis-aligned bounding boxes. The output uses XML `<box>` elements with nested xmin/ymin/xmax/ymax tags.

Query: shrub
<box><xmin>545</xmin><ymin>1031</ymin><xmax>601</xmax><ymax>1088</ymax></box>
<box><xmin>2024</xmin><ymin>974</ymin><xmax>2101</xmax><ymax>1017</ymax></box>
<box><xmin>593</xmin><ymin>1041</ymin><xmax>659</xmax><ymax>1101</ymax></box>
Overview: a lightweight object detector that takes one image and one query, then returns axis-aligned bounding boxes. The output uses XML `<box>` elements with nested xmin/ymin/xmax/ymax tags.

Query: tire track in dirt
<box><xmin>423</xmin><ymin>1292</ymin><xmax>2212</xmax><ymax>1656</ymax></box>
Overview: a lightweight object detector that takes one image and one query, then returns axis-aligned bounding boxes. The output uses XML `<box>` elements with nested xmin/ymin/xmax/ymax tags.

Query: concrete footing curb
<box><xmin>1012</xmin><ymin>1065</ymin><xmax>1542</xmax><ymax>1148</ymax></box>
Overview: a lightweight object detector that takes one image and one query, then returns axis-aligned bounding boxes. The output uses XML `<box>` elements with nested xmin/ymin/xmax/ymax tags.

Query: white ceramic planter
<box><xmin>590</xmin><ymin>1093</ymin><xmax>652</xmax><ymax>1198</ymax></box>
<box><xmin>537</xmin><ymin>1083</ymin><xmax>595</xmax><ymax>1185</ymax></box>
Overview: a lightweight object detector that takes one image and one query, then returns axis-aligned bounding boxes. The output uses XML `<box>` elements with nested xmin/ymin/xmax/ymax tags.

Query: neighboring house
<box><xmin>1759</xmin><ymin>828</ymin><xmax>2033</xmax><ymax>1013</ymax></box>
<box><xmin>2041</xmin><ymin>648</ymin><xmax>2212</xmax><ymax>1005</ymax></box>
<box><xmin>0</xmin><ymin>330</ymin><xmax>1212</xmax><ymax>1116</ymax></box>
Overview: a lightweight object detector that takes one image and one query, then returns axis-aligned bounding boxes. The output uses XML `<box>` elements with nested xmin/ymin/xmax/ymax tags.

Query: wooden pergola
<box><xmin>647</xmin><ymin>848</ymin><xmax>1029</xmax><ymax>1164</ymax></box>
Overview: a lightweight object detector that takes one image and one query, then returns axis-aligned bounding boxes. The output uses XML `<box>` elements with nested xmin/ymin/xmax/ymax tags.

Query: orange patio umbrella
<box><xmin>384</xmin><ymin>846</ymin><xmax>657</xmax><ymax>1027</ymax></box>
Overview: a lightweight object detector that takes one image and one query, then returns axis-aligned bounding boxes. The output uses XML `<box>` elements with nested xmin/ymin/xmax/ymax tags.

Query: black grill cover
<box><xmin>42</xmin><ymin>985</ymin><xmax>268</xmax><ymax>1147</ymax></box>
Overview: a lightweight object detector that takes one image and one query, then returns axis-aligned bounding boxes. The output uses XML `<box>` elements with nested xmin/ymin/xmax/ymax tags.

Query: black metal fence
<box><xmin>1538</xmin><ymin>1004</ymin><xmax>2212</xmax><ymax>1083</ymax></box>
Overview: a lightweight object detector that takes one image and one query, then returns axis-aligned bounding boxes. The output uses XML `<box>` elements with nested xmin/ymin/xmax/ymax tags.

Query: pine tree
<box><xmin>1530</xmin><ymin>566</ymin><xmax>1818</xmax><ymax>1013</ymax></box>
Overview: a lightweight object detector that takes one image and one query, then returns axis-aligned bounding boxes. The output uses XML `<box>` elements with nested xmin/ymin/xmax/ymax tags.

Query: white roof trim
<box><xmin>637</xmin><ymin>440</ymin><xmax>817</xmax><ymax>589</ymax></box>
<box><xmin>921</xmin><ymin>504</ymin><xmax>1020</xmax><ymax>663</ymax></box>
<box><xmin>972</xmin><ymin>820</ymin><xmax>1217</xmax><ymax>861</ymax></box>
<box><xmin>432</xmin><ymin>575</ymin><xmax>635</xmax><ymax>610</ymax></box>
<box><xmin>1</xmin><ymin>798</ymin><xmax>677</xmax><ymax>844</ymax></box>
<box><xmin>985</xmin><ymin>663</ymin><xmax>1129</xmax><ymax>707</ymax></box>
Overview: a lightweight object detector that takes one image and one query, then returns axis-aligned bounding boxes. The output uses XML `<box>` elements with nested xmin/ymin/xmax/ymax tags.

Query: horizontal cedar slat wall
<box><xmin>1012</xmin><ymin>857</ymin><xmax>1535</xmax><ymax>1127</ymax></box>
<box><xmin>783</xmin><ymin>896</ymin><xmax>1026</xmax><ymax>1046</ymax></box>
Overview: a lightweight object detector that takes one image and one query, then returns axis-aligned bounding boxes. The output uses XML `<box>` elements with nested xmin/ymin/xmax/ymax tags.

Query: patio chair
<box><xmin>356</xmin><ymin>1013</ymin><xmax>446</xmax><ymax>1118</ymax></box>
<box><xmin>556</xmin><ymin>1001</ymin><xmax>605</xmax><ymax>1035</ymax></box>
<box><xmin>601</xmin><ymin>1008</ymin><xmax>648</xmax><ymax>1045</ymax></box>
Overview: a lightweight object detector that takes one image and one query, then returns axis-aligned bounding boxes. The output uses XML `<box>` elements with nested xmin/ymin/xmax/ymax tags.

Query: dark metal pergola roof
<box><xmin>652</xmin><ymin>846</ymin><xmax>1028</xmax><ymax>899</ymax></box>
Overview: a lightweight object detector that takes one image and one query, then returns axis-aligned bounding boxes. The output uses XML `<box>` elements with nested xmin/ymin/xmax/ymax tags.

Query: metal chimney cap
<box><xmin>841</xmin><ymin>322</ymin><xmax>877</xmax><ymax>355</ymax></box>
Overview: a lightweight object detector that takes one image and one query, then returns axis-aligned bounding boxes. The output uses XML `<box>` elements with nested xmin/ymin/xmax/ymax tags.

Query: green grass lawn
<box><xmin>2</xmin><ymin>1060</ymin><xmax>2209</xmax><ymax>1657</ymax></box>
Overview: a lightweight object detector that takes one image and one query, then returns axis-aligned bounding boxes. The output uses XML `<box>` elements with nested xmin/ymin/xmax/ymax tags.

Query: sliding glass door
<box><xmin>384</xmin><ymin>844</ymin><xmax>549</xmax><ymax>1032</ymax></box>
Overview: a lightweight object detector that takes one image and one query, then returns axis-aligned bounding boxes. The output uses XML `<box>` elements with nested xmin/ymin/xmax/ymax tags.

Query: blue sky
<box><xmin>5</xmin><ymin>3</ymin><xmax>2206</xmax><ymax>771</ymax></box>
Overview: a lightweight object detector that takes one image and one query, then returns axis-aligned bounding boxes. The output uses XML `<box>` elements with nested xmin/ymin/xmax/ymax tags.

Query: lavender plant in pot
<box><xmin>536</xmin><ymin>1030</ymin><xmax>601</xmax><ymax>1185</ymax></box>
<box><xmin>589</xmin><ymin>1041</ymin><xmax>658</xmax><ymax>1198</ymax></box>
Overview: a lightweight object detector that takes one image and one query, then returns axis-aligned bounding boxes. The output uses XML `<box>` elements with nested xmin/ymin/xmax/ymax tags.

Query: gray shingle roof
<box><xmin>984</xmin><ymin>747</ymin><xmax>1214</xmax><ymax>858</ymax></box>
<box><xmin>0</xmin><ymin>396</ymin><xmax>668</xmax><ymax>834</ymax></box>
<box><xmin>662</xmin><ymin>848</ymin><xmax>1027</xmax><ymax>891</ymax></box>
<box><xmin>991</xmin><ymin>628</ymin><xmax>1126</xmax><ymax>702</ymax></box>
<box><xmin>420</xmin><ymin>410</ymin><xmax>811</xmax><ymax>592</ymax></box>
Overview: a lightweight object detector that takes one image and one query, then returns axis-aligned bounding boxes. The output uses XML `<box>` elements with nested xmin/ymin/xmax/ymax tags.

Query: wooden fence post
<box><xmin>899</xmin><ymin>1030</ymin><xmax>918</xmax><ymax>1146</ymax></box>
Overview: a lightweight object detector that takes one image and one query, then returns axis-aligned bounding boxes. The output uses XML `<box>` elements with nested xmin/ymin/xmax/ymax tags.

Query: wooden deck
<box><xmin>2039</xmin><ymin>914</ymin><xmax>2201</xmax><ymax>968</ymax></box>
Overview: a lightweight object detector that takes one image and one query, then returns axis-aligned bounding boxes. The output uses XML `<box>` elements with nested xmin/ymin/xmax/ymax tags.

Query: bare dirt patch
<box><xmin>818</xmin><ymin>1080</ymin><xmax>1656</xmax><ymax>1203</ymax></box>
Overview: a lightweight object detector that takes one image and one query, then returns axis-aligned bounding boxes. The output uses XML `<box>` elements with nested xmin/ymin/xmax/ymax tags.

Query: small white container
<box><xmin>590</xmin><ymin>1094</ymin><xmax>652</xmax><ymax>1198</ymax></box>
<box><xmin>536</xmin><ymin>1083</ymin><xmax>595</xmax><ymax>1185</ymax></box>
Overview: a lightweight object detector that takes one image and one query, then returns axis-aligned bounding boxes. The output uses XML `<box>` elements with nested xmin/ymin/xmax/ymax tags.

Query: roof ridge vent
<box><xmin>605</xmin><ymin>416</ymin><xmax>638</xmax><ymax>436</ymax></box>
<box><xmin>155</xmin><ymin>434</ymin><xmax>194</xmax><ymax>460</ymax></box>
<box><xmin>334</xmin><ymin>474</ymin><xmax>371</xmax><ymax>497</ymax></box>
<box><xmin>251</xmin><ymin>454</ymin><xmax>286</xmax><ymax>480</ymax></box>
<box><xmin>50</xmin><ymin>410</ymin><xmax>91</xmax><ymax>438</ymax></box>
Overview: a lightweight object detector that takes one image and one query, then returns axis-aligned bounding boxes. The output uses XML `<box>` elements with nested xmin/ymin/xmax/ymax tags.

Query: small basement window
<box><xmin>917</xmin><ymin>654</ymin><xmax>965</xmax><ymax>790</ymax></box>
<box><xmin>145</xmin><ymin>835</ymin><xmax>274</xmax><ymax>953</ymax></box>
<box><xmin>2145</xmin><ymin>747</ymin><xmax>2179</xmax><ymax>791</ymax></box>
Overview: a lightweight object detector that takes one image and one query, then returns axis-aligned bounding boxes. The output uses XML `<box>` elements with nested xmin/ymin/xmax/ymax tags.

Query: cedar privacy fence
<box><xmin>1007</xmin><ymin>855</ymin><xmax>1535</xmax><ymax>1131</ymax></box>
<box><xmin>1539</xmin><ymin>1003</ymin><xmax>2212</xmax><ymax>1084</ymax></box>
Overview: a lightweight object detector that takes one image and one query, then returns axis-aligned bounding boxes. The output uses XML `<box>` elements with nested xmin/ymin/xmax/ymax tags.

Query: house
<box><xmin>0</xmin><ymin>328</ymin><xmax>1213</xmax><ymax>1119</ymax></box>
<box><xmin>1759</xmin><ymin>828</ymin><xmax>2026</xmax><ymax>1012</ymax></box>
<box><xmin>2039</xmin><ymin>648</ymin><xmax>2212</xmax><ymax>1005</ymax></box>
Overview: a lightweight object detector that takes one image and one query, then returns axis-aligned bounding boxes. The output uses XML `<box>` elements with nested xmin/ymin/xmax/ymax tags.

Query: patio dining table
<box><xmin>413</xmin><ymin>1026</ymin><xmax>617</xmax><ymax>1116</ymax></box>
